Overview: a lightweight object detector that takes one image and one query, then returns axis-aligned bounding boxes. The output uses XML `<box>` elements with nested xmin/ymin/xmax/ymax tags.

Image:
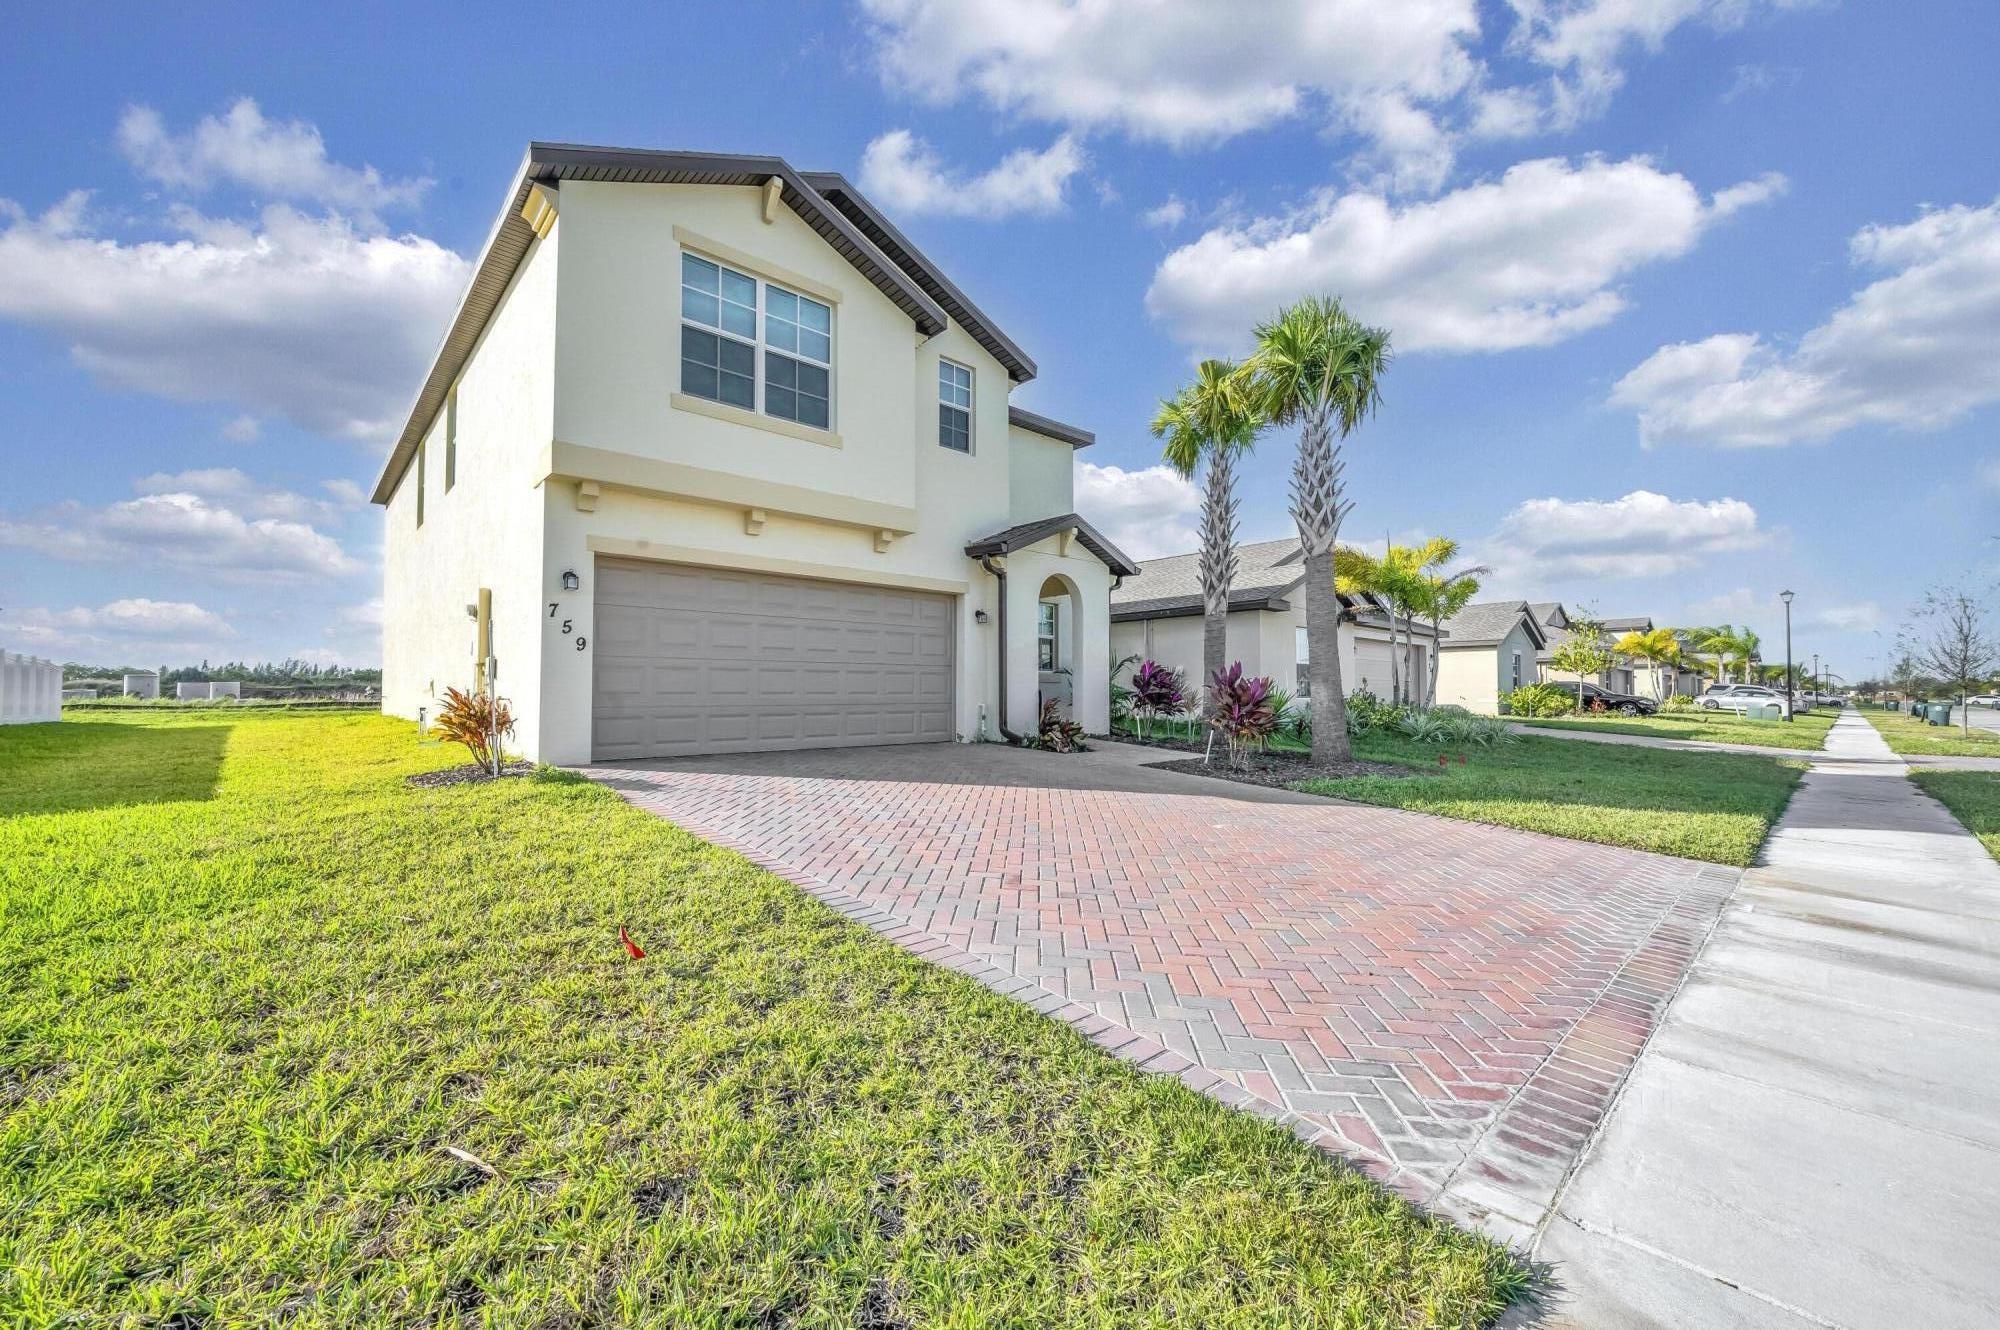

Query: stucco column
<box><xmin>1001</xmin><ymin>560</ymin><xmax>1042</xmax><ymax>736</ymax></box>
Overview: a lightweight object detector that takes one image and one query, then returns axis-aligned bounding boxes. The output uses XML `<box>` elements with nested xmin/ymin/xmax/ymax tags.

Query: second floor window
<box><xmin>938</xmin><ymin>359</ymin><xmax>972</xmax><ymax>452</ymax></box>
<box><xmin>680</xmin><ymin>252</ymin><xmax>832</xmax><ymax>429</ymax></box>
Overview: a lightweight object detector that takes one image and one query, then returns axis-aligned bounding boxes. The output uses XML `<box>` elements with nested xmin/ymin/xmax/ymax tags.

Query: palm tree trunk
<box><xmin>1197</xmin><ymin>447</ymin><xmax>1240</xmax><ymax>715</ymax></box>
<box><xmin>1292</xmin><ymin>408</ymin><xmax>1354</xmax><ymax>764</ymax></box>
<box><xmin>1427</xmin><ymin>614</ymin><xmax>1443</xmax><ymax>706</ymax></box>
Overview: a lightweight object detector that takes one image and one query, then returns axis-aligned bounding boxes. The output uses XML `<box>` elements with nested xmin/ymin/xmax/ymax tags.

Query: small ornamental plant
<box><xmin>434</xmin><ymin>685</ymin><xmax>515</xmax><ymax>770</ymax></box>
<box><xmin>1127</xmin><ymin>659</ymin><xmax>1187</xmax><ymax>739</ymax></box>
<box><xmin>1029</xmin><ymin>698</ymin><xmax>1087</xmax><ymax>753</ymax></box>
<box><xmin>1206</xmin><ymin>663</ymin><xmax>1279</xmax><ymax>769</ymax></box>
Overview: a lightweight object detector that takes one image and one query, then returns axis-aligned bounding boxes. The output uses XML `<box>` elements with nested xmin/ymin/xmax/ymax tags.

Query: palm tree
<box><xmin>1687</xmin><ymin>625</ymin><xmax>1736</xmax><ymax>684</ymax></box>
<box><xmin>1409</xmin><ymin>542</ymin><xmax>1489</xmax><ymax>707</ymax></box>
<box><xmin>1333</xmin><ymin>546</ymin><xmax>1404</xmax><ymax>705</ymax></box>
<box><xmin>1614</xmin><ymin>627</ymin><xmax>1683</xmax><ymax>701</ymax></box>
<box><xmin>1334</xmin><ymin>538</ymin><xmax>1463</xmax><ymax>707</ymax></box>
<box><xmin>1243</xmin><ymin>297</ymin><xmax>1391</xmax><ymax>764</ymax></box>
<box><xmin>1152</xmin><ymin>359</ymin><xmax>1261</xmax><ymax>711</ymax></box>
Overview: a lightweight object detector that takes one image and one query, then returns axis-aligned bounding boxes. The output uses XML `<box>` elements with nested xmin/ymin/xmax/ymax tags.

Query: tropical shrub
<box><xmin>1207</xmin><ymin>663</ymin><xmax>1280</xmax><ymax>768</ymax></box>
<box><xmin>434</xmin><ymin>685</ymin><xmax>515</xmax><ymax>769</ymax></box>
<box><xmin>1127</xmin><ymin>659</ymin><xmax>1188</xmax><ymax>739</ymax></box>
<box><xmin>1029</xmin><ymin>699</ymin><xmax>1087</xmax><ymax>753</ymax></box>
<box><xmin>1661</xmin><ymin>693</ymin><xmax>1698</xmax><ymax>713</ymax></box>
<box><xmin>1109</xmin><ymin>652</ymin><xmax>1141</xmax><ymax>725</ymax></box>
<box><xmin>1281</xmin><ymin>695</ymin><xmax>1312</xmax><ymax>742</ymax></box>
<box><xmin>1503</xmin><ymin>683</ymin><xmax>1576</xmax><ymax>718</ymax></box>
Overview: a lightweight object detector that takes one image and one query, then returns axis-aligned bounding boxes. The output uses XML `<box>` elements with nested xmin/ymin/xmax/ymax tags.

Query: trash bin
<box><xmin>1746</xmin><ymin>701</ymin><xmax>1783</xmax><ymax>721</ymax></box>
<box><xmin>1926</xmin><ymin>703</ymin><xmax>1952</xmax><ymax>726</ymax></box>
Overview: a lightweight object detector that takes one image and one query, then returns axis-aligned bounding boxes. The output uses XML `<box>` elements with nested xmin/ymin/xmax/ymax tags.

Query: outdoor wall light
<box><xmin>975</xmin><ymin>609</ymin><xmax>991</xmax><ymax>624</ymax></box>
<box><xmin>561</xmin><ymin>569</ymin><xmax>580</xmax><ymax>592</ymax></box>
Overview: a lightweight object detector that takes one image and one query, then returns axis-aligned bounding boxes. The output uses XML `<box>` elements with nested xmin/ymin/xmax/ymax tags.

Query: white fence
<box><xmin>0</xmin><ymin>649</ymin><xmax>63</xmax><ymax>724</ymax></box>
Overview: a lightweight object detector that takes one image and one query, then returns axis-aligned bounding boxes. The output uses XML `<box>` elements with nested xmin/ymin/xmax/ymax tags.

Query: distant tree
<box><xmin>1614</xmin><ymin>626</ymin><xmax>1684</xmax><ymax>701</ymax></box>
<box><xmin>1899</xmin><ymin>585</ymin><xmax>1998</xmax><ymax>736</ymax></box>
<box><xmin>1407</xmin><ymin>541</ymin><xmax>1488</xmax><ymax>708</ymax></box>
<box><xmin>1549</xmin><ymin>614</ymin><xmax>1616</xmax><ymax>710</ymax></box>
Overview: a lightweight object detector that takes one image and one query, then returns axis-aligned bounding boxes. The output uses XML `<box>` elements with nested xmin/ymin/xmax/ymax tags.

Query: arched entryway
<box><xmin>1037</xmin><ymin>572</ymin><xmax>1083</xmax><ymax>718</ymax></box>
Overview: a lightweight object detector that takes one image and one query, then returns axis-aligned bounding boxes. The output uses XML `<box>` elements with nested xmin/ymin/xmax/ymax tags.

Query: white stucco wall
<box><xmin>1111</xmin><ymin>601</ymin><xmax>1431</xmax><ymax>707</ymax></box>
<box><xmin>380</xmin><ymin>212</ymin><xmax>559</xmax><ymax>742</ymax></box>
<box><xmin>1008</xmin><ymin>427</ymin><xmax>1075</xmax><ymax>522</ymax></box>
<box><xmin>1436</xmin><ymin>620</ymin><xmax>1540</xmax><ymax>715</ymax></box>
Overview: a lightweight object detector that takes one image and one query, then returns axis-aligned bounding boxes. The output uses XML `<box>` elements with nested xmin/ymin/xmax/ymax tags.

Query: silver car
<box><xmin>1698</xmin><ymin>683</ymin><xmax>1792</xmax><ymax>717</ymax></box>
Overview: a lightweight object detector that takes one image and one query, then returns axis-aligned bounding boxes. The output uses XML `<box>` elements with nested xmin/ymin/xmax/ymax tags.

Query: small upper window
<box><xmin>764</xmin><ymin>285</ymin><xmax>831</xmax><ymax>429</ymax></box>
<box><xmin>938</xmin><ymin>359</ymin><xmax>973</xmax><ymax>452</ymax></box>
<box><xmin>444</xmin><ymin>388</ymin><xmax>457</xmax><ymax>492</ymax></box>
<box><xmin>415</xmin><ymin>440</ymin><xmax>426</xmax><ymax>528</ymax></box>
<box><xmin>681</xmin><ymin>254</ymin><xmax>756</xmax><ymax>410</ymax></box>
<box><xmin>1037</xmin><ymin>601</ymin><xmax>1058</xmax><ymax>671</ymax></box>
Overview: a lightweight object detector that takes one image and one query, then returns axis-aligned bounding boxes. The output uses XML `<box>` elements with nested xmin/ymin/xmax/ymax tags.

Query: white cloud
<box><xmin>221</xmin><ymin>414</ymin><xmax>262</xmax><ymax>443</ymax></box>
<box><xmin>1499</xmin><ymin>0</ymin><xmax>1817</xmax><ymax>131</ymax></box>
<box><xmin>321</xmin><ymin>478</ymin><xmax>368</xmax><ymax>508</ymax></box>
<box><xmin>133</xmin><ymin>467</ymin><xmax>345</xmax><ymax>522</ymax></box>
<box><xmin>1807</xmin><ymin>603</ymin><xmax>1882</xmax><ymax>631</ymax></box>
<box><xmin>1073</xmin><ymin>460</ymin><xmax>1200</xmax><ymax>560</ymax></box>
<box><xmin>0</xmin><ymin>489</ymin><xmax>358</xmax><ymax>581</ymax></box>
<box><xmin>1147</xmin><ymin>156</ymin><xmax>1780</xmax><ymax>353</ymax></box>
<box><xmin>1484</xmin><ymin>489</ymin><xmax>1767</xmax><ymax>580</ymax></box>
<box><xmin>1613</xmin><ymin>198</ymin><xmax>2000</xmax><ymax>447</ymax></box>
<box><xmin>117</xmin><ymin>99</ymin><xmax>429</xmax><ymax>221</ymax></box>
<box><xmin>857</xmin><ymin>130</ymin><xmax>1085</xmax><ymax>218</ymax></box>
<box><xmin>0</xmin><ymin>193</ymin><xmax>467</xmax><ymax>442</ymax></box>
<box><xmin>857</xmin><ymin>1</ymin><xmax>1818</xmax><ymax>192</ymax></box>
<box><xmin>7</xmin><ymin>598</ymin><xmax>233</xmax><ymax>656</ymax></box>
<box><xmin>1141</xmin><ymin>197</ymin><xmax>1189</xmax><ymax>230</ymax></box>
<box><xmin>336</xmin><ymin>597</ymin><xmax>385</xmax><ymax>629</ymax></box>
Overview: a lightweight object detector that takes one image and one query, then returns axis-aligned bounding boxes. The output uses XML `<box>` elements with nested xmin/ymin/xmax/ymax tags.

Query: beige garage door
<box><xmin>1353</xmin><ymin>640</ymin><xmax>1395</xmax><ymax>698</ymax></box>
<box><xmin>591</xmin><ymin>557</ymin><xmax>955</xmax><ymax>760</ymax></box>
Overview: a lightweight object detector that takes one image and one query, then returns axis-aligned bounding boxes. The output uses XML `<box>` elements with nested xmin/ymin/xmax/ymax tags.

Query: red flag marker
<box><xmin>1458</xmin><ymin>754</ymin><xmax>1468</xmax><ymax>765</ymax></box>
<box><xmin>1436</xmin><ymin>753</ymin><xmax>1448</xmax><ymax>767</ymax></box>
<box><xmin>619</xmin><ymin>927</ymin><xmax>646</xmax><ymax>959</ymax></box>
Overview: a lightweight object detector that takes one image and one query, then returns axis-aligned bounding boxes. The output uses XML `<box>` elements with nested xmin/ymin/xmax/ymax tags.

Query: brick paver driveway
<box><xmin>583</xmin><ymin>739</ymin><xmax>1737</xmax><ymax>1240</ymax></box>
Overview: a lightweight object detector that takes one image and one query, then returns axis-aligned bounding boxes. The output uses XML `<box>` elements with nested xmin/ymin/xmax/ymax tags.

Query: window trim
<box><xmin>1037</xmin><ymin>600</ymin><xmax>1059</xmax><ymax>672</ymax></box>
<box><xmin>677</xmin><ymin>245</ymin><xmax>835</xmax><ymax>435</ymax></box>
<box><xmin>938</xmin><ymin>356</ymin><xmax>974</xmax><ymax>454</ymax></box>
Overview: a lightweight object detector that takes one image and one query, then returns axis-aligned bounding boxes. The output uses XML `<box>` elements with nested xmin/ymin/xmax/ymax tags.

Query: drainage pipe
<box><xmin>977</xmin><ymin>555</ymin><xmax>1024</xmax><ymax>744</ymax></box>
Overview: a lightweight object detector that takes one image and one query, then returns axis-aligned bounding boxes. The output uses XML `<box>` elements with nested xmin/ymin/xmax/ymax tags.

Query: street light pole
<box><xmin>1781</xmin><ymin>590</ymin><xmax>1795</xmax><ymax>723</ymax></box>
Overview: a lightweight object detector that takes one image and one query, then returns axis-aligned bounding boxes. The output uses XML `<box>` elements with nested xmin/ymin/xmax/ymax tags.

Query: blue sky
<box><xmin>1</xmin><ymin>1</ymin><xmax>1994</xmax><ymax>685</ymax></box>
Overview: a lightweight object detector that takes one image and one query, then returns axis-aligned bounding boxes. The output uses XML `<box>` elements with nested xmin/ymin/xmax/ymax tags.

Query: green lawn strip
<box><xmin>0</xmin><ymin>711</ymin><xmax>1523</xmax><ymax>1328</ymax></box>
<box><xmin>1293</xmin><ymin>733</ymin><xmax>1806</xmax><ymax>866</ymax></box>
<box><xmin>1859</xmin><ymin>705</ymin><xmax>2000</xmax><ymax>757</ymax></box>
<box><xmin>1517</xmin><ymin>710</ymin><xmax>1835</xmax><ymax>752</ymax></box>
<box><xmin>1908</xmin><ymin>770</ymin><xmax>2000</xmax><ymax>863</ymax></box>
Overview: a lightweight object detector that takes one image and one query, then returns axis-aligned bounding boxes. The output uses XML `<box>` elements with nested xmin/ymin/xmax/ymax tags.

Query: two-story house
<box><xmin>372</xmin><ymin>144</ymin><xmax>1138</xmax><ymax>764</ymax></box>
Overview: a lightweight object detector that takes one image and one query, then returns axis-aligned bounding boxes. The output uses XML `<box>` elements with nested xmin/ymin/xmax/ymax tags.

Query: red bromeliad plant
<box><xmin>1128</xmin><ymin>659</ymin><xmax>1187</xmax><ymax>739</ymax></box>
<box><xmin>1206</xmin><ymin>663</ymin><xmax>1279</xmax><ymax>768</ymax></box>
<box><xmin>434</xmin><ymin>685</ymin><xmax>515</xmax><ymax>770</ymax></box>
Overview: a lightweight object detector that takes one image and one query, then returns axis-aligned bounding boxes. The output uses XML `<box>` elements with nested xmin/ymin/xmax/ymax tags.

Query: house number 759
<box><xmin>548</xmin><ymin>602</ymin><xmax>586</xmax><ymax>651</ymax></box>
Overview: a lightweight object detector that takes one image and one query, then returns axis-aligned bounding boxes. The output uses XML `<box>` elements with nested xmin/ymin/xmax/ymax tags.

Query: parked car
<box><xmin>1566</xmin><ymin>681</ymin><xmax>1660</xmax><ymax>716</ymax></box>
<box><xmin>1698</xmin><ymin>683</ymin><xmax>1792</xmax><ymax>717</ymax></box>
<box><xmin>1969</xmin><ymin>694</ymin><xmax>2000</xmax><ymax>707</ymax></box>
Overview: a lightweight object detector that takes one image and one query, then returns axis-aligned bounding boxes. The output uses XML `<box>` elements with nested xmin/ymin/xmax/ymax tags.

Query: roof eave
<box><xmin>1007</xmin><ymin>405</ymin><xmax>1094</xmax><ymax>449</ymax></box>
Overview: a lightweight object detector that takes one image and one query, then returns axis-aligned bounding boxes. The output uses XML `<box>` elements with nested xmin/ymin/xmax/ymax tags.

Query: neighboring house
<box><xmin>1109</xmin><ymin>537</ymin><xmax>1435</xmax><ymax>702</ymax></box>
<box><xmin>1434</xmin><ymin>601</ymin><xmax>1549</xmax><ymax>715</ymax></box>
<box><xmin>175</xmin><ymin>681</ymin><xmax>243</xmax><ymax>701</ymax></box>
<box><xmin>1537</xmin><ymin>612</ymin><xmax>1700</xmax><ymax>698</ymax></box>
<box><xmin>372</xmin><ymin>143</ymin><xmax>1138</xmax><ymax>764</ymax></box>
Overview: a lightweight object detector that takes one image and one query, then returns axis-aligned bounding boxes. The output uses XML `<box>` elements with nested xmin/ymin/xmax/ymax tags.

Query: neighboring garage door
<box><xmin>1353</xmin><ymin>640</ymin><xmax>1395</xmax><ymax>698</ymax></box>
<box><xmin>591</xmin><ymin>557</ymin><xmax>955</xmax><ymax>760</ymax></box>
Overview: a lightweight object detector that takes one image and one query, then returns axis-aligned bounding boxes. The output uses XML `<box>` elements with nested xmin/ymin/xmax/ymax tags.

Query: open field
<box><xmin>1518</xmin><ymin>708</ymin><xmax>1836</xmax><ymax>752</ymax></box>
<box><xmin>0</xmin><ymin>711</ymin><xmax>1521</xmax><ymax>1328</ymax></box>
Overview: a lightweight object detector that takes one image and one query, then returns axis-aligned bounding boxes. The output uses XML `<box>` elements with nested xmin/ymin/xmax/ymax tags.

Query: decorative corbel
<box><xmin>762</xmin><ymin>176</ymin><xmax>784</xmax><ymax>224</ymax></box>
<box><xmin>874</xmin><ymin>529</ymin><xmax>898</xmax><ymax>553</ymax></box>
<box><xmin>575</xmin><ymin>480</ymin><xmax>600</xmax><ymax>512</ymax></box>
<box><xmin>745</xmin><ymin>507</ymin><xmax>768</xmax><ymax>536</ymax></box>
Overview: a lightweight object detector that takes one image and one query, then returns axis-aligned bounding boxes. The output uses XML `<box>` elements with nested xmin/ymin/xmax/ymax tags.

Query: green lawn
<box><xmin>1909</xmin><ymin>770</ymin><xmax>2000</xmax><ymax>863</ymax></box>
<box><xmin>1518</xmin><ymin>708</ymin><xmax>1836</xmax><ymax>752</ymax></box>
<box><xmin>1299</xmin><ymin>732</ymin><xmax>1807</xmax><ymax>866</ymax></box>
<box><xmin>0</xmin><ymin>711</ymin><xmax>1522</xmax><ymax>1328</ymax></box>
<box><xmin>1860</xmin><ymin>705</ymin><xmax>2000</xmax><ymax>757</ymax></box>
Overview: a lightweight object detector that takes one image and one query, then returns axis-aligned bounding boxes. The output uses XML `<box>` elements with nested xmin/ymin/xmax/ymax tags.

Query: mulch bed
<box><xmin>1115</xmin><ymin>732</ymin><xmax>1425</xmax><ymax>788</ymax></box>
<box><xmin>407</xmin><ymin>760</ymin><xmax>535</xmax><ymax>788</ymax></box>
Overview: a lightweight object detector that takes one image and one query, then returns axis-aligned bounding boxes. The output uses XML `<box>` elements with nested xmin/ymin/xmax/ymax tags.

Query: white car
<box><xmin>1970</xmin><ymin>694</ymin><xmax>2000</xmax><ymax>707</ymax></box>
<box><xmin>1698</xmin><ymin>684</ymin><xmax>1792</xmax><ymax>717</ymax></box>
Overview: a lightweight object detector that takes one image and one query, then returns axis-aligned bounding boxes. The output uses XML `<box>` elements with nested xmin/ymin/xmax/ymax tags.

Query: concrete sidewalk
<box><xmin>1523</xmin><ymin>710</ymin><xmax>2000</xmax><ymax>1328</ymax></box>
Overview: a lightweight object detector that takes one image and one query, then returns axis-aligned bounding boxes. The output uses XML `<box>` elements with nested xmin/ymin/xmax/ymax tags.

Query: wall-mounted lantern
<box><xmin>974</xmin><ymin>609</ymin><xmax>991</xmax><ymax>625</ymax></box>
<box><xmin>561</xmin><ymin>569</ymin><xmax>580</xmax><ymax>592</ymax></box>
